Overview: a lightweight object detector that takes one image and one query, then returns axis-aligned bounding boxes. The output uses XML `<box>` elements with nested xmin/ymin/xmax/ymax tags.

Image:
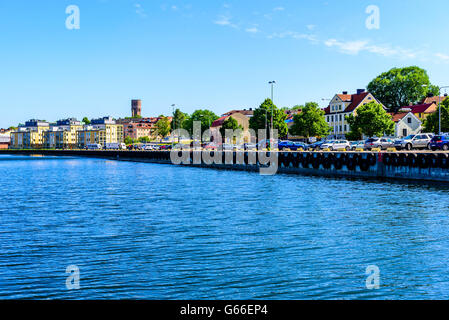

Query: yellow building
<box><xmin>43</xmin><ymin>119</ymin><xmax>83</xmax><ymax>149</ymax></box>
<box><xmin>325</xmin><ymin>90</ymin><xmax>385</xmax><ymax>139</ymax></box>
<box><xmin>10</xmin><ymin>120</ymin><xmax>50</xmax><ymax>149</ymax></box>
<box><xmin>77</xmin><ymin>117</ymin><xmax>124</xmax><ymax>148</ymax></box>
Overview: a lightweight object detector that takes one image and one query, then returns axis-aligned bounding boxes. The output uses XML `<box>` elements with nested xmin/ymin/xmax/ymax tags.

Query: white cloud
<box><xmin>268</xmin><ymin>31</ymin><xmax>318</xmax><ymax>43</ymax></box>
<box><xmin>323</xmin><ymin>38</ymin><xmax>423</xmax><ymax>59</ymax></box>
<box><xmin>306</xmin><ymin>24</ymin><xmax>316</xmax><ymax>31</ymax></box>
<box><xmin>324</xmin><ymin>39</ymin><xmax>369</xmax><ymax>55</ymax></box>
<box><xmin>245</xmin><ymin>27</ymin><xmax>259</xmax><ymax>34</ymax></box>
<box><xmin>435</xmin><ymin>53</ymin><xmax>449</xmax><ymax>61</ymax></box>
<box><xmin>134</xmin><ymin>3</ymin><xmax>147</xmax><ymax>18</ymax></box>
<box><xmin>273</xmin><ymin>7</ymin><xmax>285</xmax><ymax>11</ymax></box>
<box><xmin>214</xmin><ymin>15</ymin><xmax>238</xmax><ymax>28</ymax></box>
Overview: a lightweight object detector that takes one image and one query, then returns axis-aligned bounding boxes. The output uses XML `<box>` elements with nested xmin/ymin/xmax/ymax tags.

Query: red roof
<box><xmin>211</xmin><ymin>116</ymin><xmax>228</xmax><ymax>127</ymax></box>
<box><xmin>325</xmin><ymin>92</ymin><xmax>372</xmax><ymax>114</ymax></box>
<box><xmin>388</xmin><ymin>112</ymin><xmax>409</xmax><ymax>122</ymax></box>
<box><xmin>223</xmin><ymin>110</ymin><xmax>254</xmax><ymax>117</ymax></box>
<box><xmin>399</xmin><ymin>103</ymin><xmax>435</xmax><ymax>114</ymax></box>
<box><xmin>422</xmin><ymin>96</ymin><xmax>448</xmax><ymax>104</ymax></box>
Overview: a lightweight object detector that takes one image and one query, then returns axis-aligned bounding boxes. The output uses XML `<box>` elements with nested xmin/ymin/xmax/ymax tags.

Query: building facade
<box><xmin>43</xmin><ymin>118</ymin><xmax>83</xmax><ymax>149</ymax></box>
<box><xmin>10</xmin><ymin>120</ymin><xmax>50</xmax><ymax>149</ymax></box>
<box><xmin>324</xmin><ymin>89</ymin><xmax>385</xmax><ymax>139</ymax></box>
<box><xmin>77</xmin><ymin>117</ymin><xmax>124</xmax><ymax>148</ymax></box>
<box><xmin>131</xmin><ymin>100</ymin><xmax>142</xmax><ymax>118</ymax></box>
<box><xmin>389</xmin><ymin>112</ymin><xmax>422</xmax><ymax>138</ymax></box>
<box><xmin>210</xmin><ymin>111</ymin><xmax>253</xmax><ymax>143</ymax></box>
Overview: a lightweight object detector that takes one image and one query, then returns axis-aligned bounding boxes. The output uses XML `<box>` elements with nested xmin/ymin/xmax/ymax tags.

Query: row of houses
<box><xmin>323</xmin><ymin>90</ymin><xmax>446</xmax><ymax>139</ymax></box>
<box><xmin>7</xmin><ymin>114</ymin><xmax>174</xmax><ymax>149</ymax></box>
<box><xmin>209</xmin><ymin>90</ymin><xmax>446</xmax><ymax>142</ymax></box>
<box><xmin>3</xmin><ymin>92</ymin><xmax>446</xmax><ymax>149</ymax></box>
<box><xmin>9</xmin><ymin>117</ymin><xmax>124</xmax><ymax>149</ymax></box>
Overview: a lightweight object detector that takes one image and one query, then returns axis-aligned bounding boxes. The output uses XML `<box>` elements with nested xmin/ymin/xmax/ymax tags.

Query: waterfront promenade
<box><xmin>2</xmin><ymin>149</ymin><xmax>449</xmax><ymax>184</ymax></box>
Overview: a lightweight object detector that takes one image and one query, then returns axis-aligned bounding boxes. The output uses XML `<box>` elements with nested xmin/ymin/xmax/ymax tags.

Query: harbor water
<box><xmin>1</xmin><ymin>154</ymin><xmax>449</xmax><ymax>299</ymax></box>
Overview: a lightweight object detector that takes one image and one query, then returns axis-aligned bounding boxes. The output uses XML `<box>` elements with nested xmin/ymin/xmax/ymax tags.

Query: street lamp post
<box><xmin>423</xmin><ymin>85</ymin><xmax>448</xmax><ymax>134</ymax></box>
<box><xmin>171</xmin><ymin>104</ymin><xmax>176</xmax><ymax>148</ymax></box>
<box><xmin>268</xmin><ymin>81</ymin><xmax>276</xmax><ymax>131</ymax></box>
<box><xmin>268</xmin><ymin>81</ymin><xmax>276</xmax><ymax>146</ymax></box>
<box><xmin>437</xmin><ymin>87</ymin><xmax>449</xmax><ymax>135</ymax></box>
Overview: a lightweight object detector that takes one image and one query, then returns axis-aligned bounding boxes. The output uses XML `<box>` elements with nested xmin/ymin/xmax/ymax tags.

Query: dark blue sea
<box><xmin>1</xmin><ymin>154</ymin><xmax>449</xmax><ymax>299</ymax></box>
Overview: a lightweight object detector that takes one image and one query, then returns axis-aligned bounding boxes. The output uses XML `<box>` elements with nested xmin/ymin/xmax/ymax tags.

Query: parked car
<box><xmin>159</xmin><ymin>144</ymin><xmax>172</xmax><ymax>150</ymax></box>
<box><xmin>394</xmin><ymin>133</ymin><xmax>434</xmax><ymax>150</ymax></box>
<box><xmin>350</xmin><ymin>141</ymin><xmax>365</xmax><ymax>151</ymax></box>
<box><xmin>244</xmin><ymin>143</ymin><xmax>257</xmax><ymax>150</ymax></box>
<box><xmin>222</xmin><ymin>143</ymin><xmax>234</xmax><ymax>151</ymax></box>
<box><xmin>203</xmin><ymin>142</ymin><xmax>218</xmax><ymax>150</ymax></box>
<box><xmin>364</xmin><ymin>138</ymin><xmax>395</xmax><ymax>150</ymax></box>
<box><xmin>430</xmin><ymin>135</ymin><xmax>449</xmax><ymax>151</ymax></box>
<box><xmin>278</xmin><ymin>141</ymin><xmax>308</xmax><ymax>151</ymax></box>
<box><xmin>309</xmin><ymin>140</ymin><xmax>326</xmax><ymax>151</ymax></box>
<box><xmin>104</xmin><ymin>142</ymin><xmax>127</xmax><ymax>150</ymax></box>
<box><xmin>86</xmin><ymin>144</ymin><xmax>102</xmax><ymax>150</ymax></box>
<box><xmin>321</xmin><ymin>140</ymin><xmax>351</xmax><ymax>151</ymax></box>
<box><xmin>257</xmin><ymin>139</ymin><xmax>281</xmax><ymax>150</ymax></box>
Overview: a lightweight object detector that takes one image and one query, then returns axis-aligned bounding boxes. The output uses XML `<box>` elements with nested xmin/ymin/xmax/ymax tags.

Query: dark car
<box><xmin>430</xmin><ymin>135</ymin><xmax>449</xmax><ymax>151</ymax></box>
<box><xmin>159</xmin><ymin>144</ymin><xmax>172</xmax><ymax>150</ymax></box>
<box><xmin>278</xmin><ymin>141</ymin><xmax>308</xmax><ymax>151</ymax></box>
<box><xmin>308</xmin><ymin>140</ymin><xmax>326</xmax><ymax>151</ymax></box>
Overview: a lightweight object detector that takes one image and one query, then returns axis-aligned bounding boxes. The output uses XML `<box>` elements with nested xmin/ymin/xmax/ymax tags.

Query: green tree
<box><xmin>219</xmin><ymin>116</ymin><xmax>244</xmax><ymax>139</ymax></box>
<box><xmin>124</xmin><ymin>136</ymin><xmax>134</xmax><ymax>145</ymax></box>
<box><xmin>138</xmin><ymin>136</ymin><xmax>151</xmax><ymax>143</ymax></box>
<box><xmin>289</xmin><ymin>102</ymin><xmax>331</xmax><ymax>138</ymax></box>
<box><xmin>367</xmin><ymin>66</ymin><xmax>439</xmax><ymax>112</ymax></box>
<box><xmin>423</xmin><ymin>98</ymin><xmax>449</xmax><ymax>133</ymax></box>
<box><xmin>155</xmin><ymin>117</ymin><xmax>171</xmax><ymax>137</ymax></box>
<box><xmin>345</xmin><ymin>128</ymin><xmax>363</xmax><ymax>141</ymax></box>
<box><xmin>172</xmin><ymin>109</ymin><xmax>189</xmax><ymax>132</ymax></box>
<box><xmin>82</xmin><ymin>117</ymin><xmax>91</xmax><ymax>125</ymax></box>
<box><xmin>182</xmin><ymin>109</ymin><xmax>219</xmax><ymax>135</ymax></box>
<box><xmin>249</xmin><ymin>99</ymin><xmax>288</xmax><ymax>138</ymax></box>
<box><xmin>346</xmin><ymin>102</ymin><xmax>394</xmax><ymax>138</ymax></box>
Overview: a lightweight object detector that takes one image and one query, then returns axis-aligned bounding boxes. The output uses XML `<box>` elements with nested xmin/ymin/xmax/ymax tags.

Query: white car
<box><xmin>394</xmin><ymin>133</ymin><xmax>434</xmax><ymax>150</ymax></box>
<box><xmin>321</xmin><ymin>140</ymin><xmax>351</xmax><ymax>151</ymax></box>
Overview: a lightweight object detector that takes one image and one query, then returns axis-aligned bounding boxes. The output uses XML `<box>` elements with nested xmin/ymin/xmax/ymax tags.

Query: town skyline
<box><xmin>2</xmin><ymin>1</ymin><xmax>449</xmax><ymax>129</ymax></box>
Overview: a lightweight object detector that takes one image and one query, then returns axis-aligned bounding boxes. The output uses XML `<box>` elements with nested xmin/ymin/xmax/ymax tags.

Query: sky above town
<box><xmin>1</xmin><ymin>0</ymin><xmax>449</xmax><ymax>128</ymax></box>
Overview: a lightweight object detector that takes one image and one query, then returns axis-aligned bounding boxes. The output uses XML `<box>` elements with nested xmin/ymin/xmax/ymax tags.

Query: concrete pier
<box><xmin>1</xmin><ymin>149</ymin><xmax>449</xmax><ymax>183</ymax></box>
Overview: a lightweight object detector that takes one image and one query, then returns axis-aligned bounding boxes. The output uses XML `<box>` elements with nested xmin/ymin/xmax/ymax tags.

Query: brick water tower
<box><xmin>131</xmin><ymin>99</ymin><xmax>142</xmax><ymax>118</ymax></box>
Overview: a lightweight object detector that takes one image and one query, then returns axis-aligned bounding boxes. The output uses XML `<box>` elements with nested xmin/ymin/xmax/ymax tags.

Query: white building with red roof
<box><xmin>324</xmin><ymin>89</ymin><xmax>385</xmax><ymax>139</ymax></box>
<box><xmin>388</xmin><ymin>112</ymin><xmax>422</xmax><ymax>138</ymax></box>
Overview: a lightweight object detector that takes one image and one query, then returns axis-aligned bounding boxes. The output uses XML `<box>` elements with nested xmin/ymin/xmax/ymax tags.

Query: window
<box><xmin>344</xmin><ymin>125</ymin><xmax>347</xmax><ymax>132</ymax></box>
<box><xmin>339</xmin><ymin>115</ymin><xmax>342</xmax><ymax>121</ymax></box>
<box><xmin>403</xmin><ymin>129</ymin><xmax>407</xmax><ymax>137</ymax></box>
<box><xmin>407</xmin><ymin>117</ymin><xmax>412</xmax><ymax>124</ymax></box>
<box><xmin>340</xmin><ymin>125</ymin><xmax>342</xmax><ymax>132</ymax></box>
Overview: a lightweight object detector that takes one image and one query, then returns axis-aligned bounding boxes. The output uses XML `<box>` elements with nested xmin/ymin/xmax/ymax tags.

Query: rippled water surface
<box><xmin>1</xmin><ymin>154</ymin><xmax>449</xmax><ymax>299</ymax></box>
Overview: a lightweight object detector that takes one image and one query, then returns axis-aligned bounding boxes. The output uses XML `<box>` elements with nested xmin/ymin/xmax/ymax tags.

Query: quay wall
<box><xmin>1</xmin><ymin>149</ymin><xmax>449</xmax><ymax>183</ymax></box>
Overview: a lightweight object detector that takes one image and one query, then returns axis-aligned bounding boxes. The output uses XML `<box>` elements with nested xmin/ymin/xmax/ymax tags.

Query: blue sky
<box><xmin>1</xmin><ymin>0</ymin><xmax>449</xmax><ymax>128</ymax></box>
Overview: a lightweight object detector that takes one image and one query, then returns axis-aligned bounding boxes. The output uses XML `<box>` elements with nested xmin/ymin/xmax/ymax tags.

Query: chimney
<box><xmin>342</xmin><ymin>91</ymin><xmax>348</xmax><ymax>95</ymax></box>
<box><xmin>357</xmin><ymin>89</ymin><xmax>366</xmax><ymax>95</ymax></box>
<box><xmin>427</xmin><ymin>92</ymin><xmax>434</xmax><ymax>98</ymax></box>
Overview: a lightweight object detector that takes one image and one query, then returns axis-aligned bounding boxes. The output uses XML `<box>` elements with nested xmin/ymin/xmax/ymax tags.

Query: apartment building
<box><xmin>10</xmin><ymin>120</ymin><xmax>50</xmax><ymax>149</ymax></box>
<box><xmin>77</xmin><ymin>117</ymin><xmax>124</xmax><ymax>148</ymax></box>
<box><xmin>43</xmin><ymin>118</ymin><xmax>83</xmax><ymax>149</ymax></box>
<box><xmin>324</xmin><ymin>89</ymin><xmax>385</xmax><ymax>139</ymax></box>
